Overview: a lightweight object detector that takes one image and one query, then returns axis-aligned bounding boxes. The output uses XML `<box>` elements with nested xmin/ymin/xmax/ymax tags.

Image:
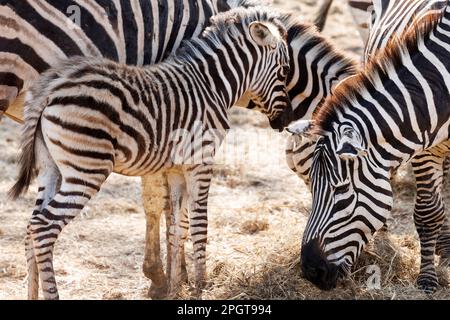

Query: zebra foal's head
<box><xmin>209</xmin><ymin>7</ymin><xmax>292</xmax><ymax>131</ymax></box>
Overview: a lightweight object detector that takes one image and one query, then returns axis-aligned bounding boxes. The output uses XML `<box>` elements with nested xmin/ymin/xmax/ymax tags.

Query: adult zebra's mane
<box><xmin>313</xmin><ymin>11</ymin><xmax>441</xmax><ymax>133</ymax></box>
<box><xmin>267</xmin><ymin>10</ymin><xmax>359</xmax><ymax>116</ymax></box>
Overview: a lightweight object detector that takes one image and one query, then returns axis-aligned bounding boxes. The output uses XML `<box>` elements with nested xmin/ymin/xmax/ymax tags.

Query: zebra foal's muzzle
<box><xmin>300</xmin><ymin>239</ymin><xmax>339</xmax><ymax>291</ymax></box>
<box><xmin>269</xmin><ymin>96</ymin><xmax>293</xmax><ymax>132</ymax></box>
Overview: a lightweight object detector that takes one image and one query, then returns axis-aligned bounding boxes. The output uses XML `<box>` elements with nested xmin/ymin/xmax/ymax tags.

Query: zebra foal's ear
<box><xmin>336</xmin><ymin>128</ymin><xmax>367</xmax><ymax>160</ymax></box>
<box><xmin>249</xmin><ymin>21</ymin><xmax>280</xmax><ymax>49</ymax></box>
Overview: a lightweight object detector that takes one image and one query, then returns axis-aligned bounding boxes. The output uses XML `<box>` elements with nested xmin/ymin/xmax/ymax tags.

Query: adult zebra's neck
<box><xmin>281</xmin><ymin>19</ymin><xmax>358</xmax><ymax>121</ymax></box>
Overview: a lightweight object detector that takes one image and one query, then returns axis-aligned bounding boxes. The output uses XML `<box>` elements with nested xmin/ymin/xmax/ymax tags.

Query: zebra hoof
<box><xmin>416</xmin><ymin>275</ymin><xmax>438</xmax><ymax>294</ymax></box>
<box><xmin>189</xmin><ymin>285</ymin><xmax>204</xmax><ymax>300</ymax></box>
<box><xmin>148</xmin><ymin>283</ymin><xmax>168</xmax><ymax>300</ymax></box>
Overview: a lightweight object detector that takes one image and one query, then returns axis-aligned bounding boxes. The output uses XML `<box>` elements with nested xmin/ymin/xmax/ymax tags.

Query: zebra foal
<box><xmin>9</xmin><ymin>7</ymin><xmax>291</xmax><ymax>299</ymax></box>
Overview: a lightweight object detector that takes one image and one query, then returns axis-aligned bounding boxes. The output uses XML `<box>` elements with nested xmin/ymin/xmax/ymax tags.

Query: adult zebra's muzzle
<box><xmin>300</xmin><ymin>239</ymin><xmax>339</xmax><ymax>291</ymax></box>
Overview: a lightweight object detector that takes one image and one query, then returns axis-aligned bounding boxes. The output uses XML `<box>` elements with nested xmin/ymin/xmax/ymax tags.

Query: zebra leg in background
<box><xmin>0</xmin><ymin>82</ymin><xmax>19</xmax><ymax>115</ymax></box>
<box><xmin>436</xmin><ymin>154</ymin><xmax>450</xmax><ymax>266</ymax></box>
<box><xmin>411</xmin><ymin>149</ymin><xmax>447</xmax><ymax>293</ymax></box>
<box><xmin>166</xmin><ymin>170</ymin><xmax>189</xmax><ymax>297</ymax></box>
<box><xmin>141</xmin><ymin>173</ymin><xmax>170</xmax><ymax>298</ymax></box>
<box><xmin>437</xmin><ymin>215</ymin><xmax>450</xmax><ymax>266</ymax></box>
<box><xmin>185</xmin><ymin>165</ymin><xmax>213</xmax><ymax>296</ymax></box>
<box><xmin>313</xmin><ymin>0</ymin><xmax>334</xmax><ymax>31</ymax></box>
<box><xmin>0</xmin><ymin>93</ymin><xmax>10</xmax><ymax>119</ymax></box>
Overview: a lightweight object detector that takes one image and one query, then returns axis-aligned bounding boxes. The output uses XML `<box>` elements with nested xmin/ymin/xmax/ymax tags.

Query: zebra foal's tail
<box><xmin>8</xmin><ymin>72</ymin><xmax>56</xmax><ymax>199</ymax></box>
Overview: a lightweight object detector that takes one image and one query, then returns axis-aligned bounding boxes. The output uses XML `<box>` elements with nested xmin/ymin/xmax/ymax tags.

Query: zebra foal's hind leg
<box><xmin>27</xmin><ymin>127</ymin><xmax>110</xmax><ymax>299</ymax></box>
<box><xmin>412</xmin><ymin>151</ymin><xmax>446</xmax><ymax>293</ymax></box>
<box><xmin>28</xmin><ymin>178</ymin><xmax>104</xmax><ymax>299</ymax></box>
<box><xmin>26</xmin><ymin>134</ymin><xmax>62</xmax><ymax>299</ymax></box>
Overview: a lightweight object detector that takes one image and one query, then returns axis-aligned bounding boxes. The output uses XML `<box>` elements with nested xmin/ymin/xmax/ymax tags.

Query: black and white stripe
<box><xmin>0</xmin><ymin>0</ymin><xmax>264</xmax><ymax>299</ymax></box>
<box><xmin>0</xmin><ymin>0</ymin><xmax>262</xmax><ymax>121</ymax></box>
<box><xmin>291</xmin><ymin>2</ymin><xmax>450</xmax><ymax>294</ymax></box>
<box><xmin>10</xmin><ymin>7</ymin><xmax>292</xmax><ymax>300</ymax></box>
<box><xmin>1</xmin><ymin>0</ymin><xmax>364</xmax><ymax>299</ymax></box>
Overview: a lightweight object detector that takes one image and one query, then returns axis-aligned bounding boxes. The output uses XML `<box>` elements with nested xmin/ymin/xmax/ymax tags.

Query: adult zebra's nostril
<box><xmin>301</xmin><ymin>239</ymin><xmax>339</xmax><ymax>291</ymax></box>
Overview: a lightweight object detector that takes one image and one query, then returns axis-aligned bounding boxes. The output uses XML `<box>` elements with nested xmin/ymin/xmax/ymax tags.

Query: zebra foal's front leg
<box><xmin>166</xmin><ymin>170</ymin><xmax>189</xmax><ymax>297</ymax></box>
<box><xmin>412</xmin><ymin>151</ymin><xmax>447</xmax><ymax>293</ymax></box>
<box><xmin>185</xmin><ymin>165</ymin><xmax>213</xmax><ymax>297</ymax></box>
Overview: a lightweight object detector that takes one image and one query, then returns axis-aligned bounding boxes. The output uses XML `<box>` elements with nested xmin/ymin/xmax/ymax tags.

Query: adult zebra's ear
<box><xmin>336</xmin><ymin>128</ymin><xmax>367</xmax><ymax>160</ymax></box>
<box><xmin>287</xmin><ymin>120</ymin><xmax>320</xmax><ymax>141</ymax></box>
<box><xmin>249</xmin><ymin>21</ymin><xmax>280</xmax><ymax>49</ymax></box>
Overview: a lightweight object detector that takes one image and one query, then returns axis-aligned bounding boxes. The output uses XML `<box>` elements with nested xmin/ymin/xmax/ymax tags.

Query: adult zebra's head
<box><xmin>288</xmin><ymin>119</ymin><xmax>392</xmax><ymax>291</ymax></box>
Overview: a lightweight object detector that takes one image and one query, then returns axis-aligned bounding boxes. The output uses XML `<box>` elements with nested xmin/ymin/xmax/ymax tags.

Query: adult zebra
<box><xmin>290</xmin><ymin>1</ymin><xmax>450</xmax><ymax>293</ymax></box>
<box><xmin>0</xmin><ymin>0</ymin><xmax>359</xmax><ymax>298</ymax></box>
<box><xmin>10</xmin><ymin>6</ymin><xmax>291</xmax><ymax>300</ymax></box>
<box><xmin>288</xmin><ymin>1</ymin><xmax>447</xmax><ymax>181</ymax></box>
<box><xmin>288</xmin><ymin>0</ymin><xmax>450</xmax><ymax>265</ymax></box>
<box><xmin>314</xmin><ymin>0</ymin><xmax>444</xmax><ymax>51</ymax></box>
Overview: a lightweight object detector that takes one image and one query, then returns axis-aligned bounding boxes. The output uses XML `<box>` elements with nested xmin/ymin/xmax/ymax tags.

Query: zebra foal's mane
<box><xmin>314</xmin><ymin>12</ymin><xmax>442</xmax><ymax>133</ymax></box>
<box><xmin>169</xmin><ymin>6</ymin><xmax>286</xmax><ymax>64</ymax></box>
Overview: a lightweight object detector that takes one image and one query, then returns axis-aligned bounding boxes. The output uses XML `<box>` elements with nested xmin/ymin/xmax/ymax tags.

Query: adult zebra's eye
<box><xmin>334</xmin><ymin>182</ymin><xmax>350</xmax><ymax>194</ymax></box>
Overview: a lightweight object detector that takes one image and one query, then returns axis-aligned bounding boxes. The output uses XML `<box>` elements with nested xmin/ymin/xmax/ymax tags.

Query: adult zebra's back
<box><xmin>314</xmin><ymin>0</ymin><xmax>445</xmax><ymax>51</ymax></box>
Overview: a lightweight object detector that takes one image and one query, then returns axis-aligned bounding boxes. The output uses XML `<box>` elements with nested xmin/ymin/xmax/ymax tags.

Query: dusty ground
<box><xmin>1</xmin><ymin>0</ymin><xmax>449</xmax><ymax>300</ymax></box>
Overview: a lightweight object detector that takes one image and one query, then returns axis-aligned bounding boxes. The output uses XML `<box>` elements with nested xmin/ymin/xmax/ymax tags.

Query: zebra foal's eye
<box><xmin>281</xmin><ymin>65</ymin><xmax>289</xmax><ymax>77</ymax></box>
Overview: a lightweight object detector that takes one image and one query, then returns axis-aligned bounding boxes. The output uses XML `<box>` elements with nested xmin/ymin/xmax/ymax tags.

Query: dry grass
<box><xmin>0</xmin><ymin>0</ymin><xmax>449</xmax><ymax>300</ymax></box>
